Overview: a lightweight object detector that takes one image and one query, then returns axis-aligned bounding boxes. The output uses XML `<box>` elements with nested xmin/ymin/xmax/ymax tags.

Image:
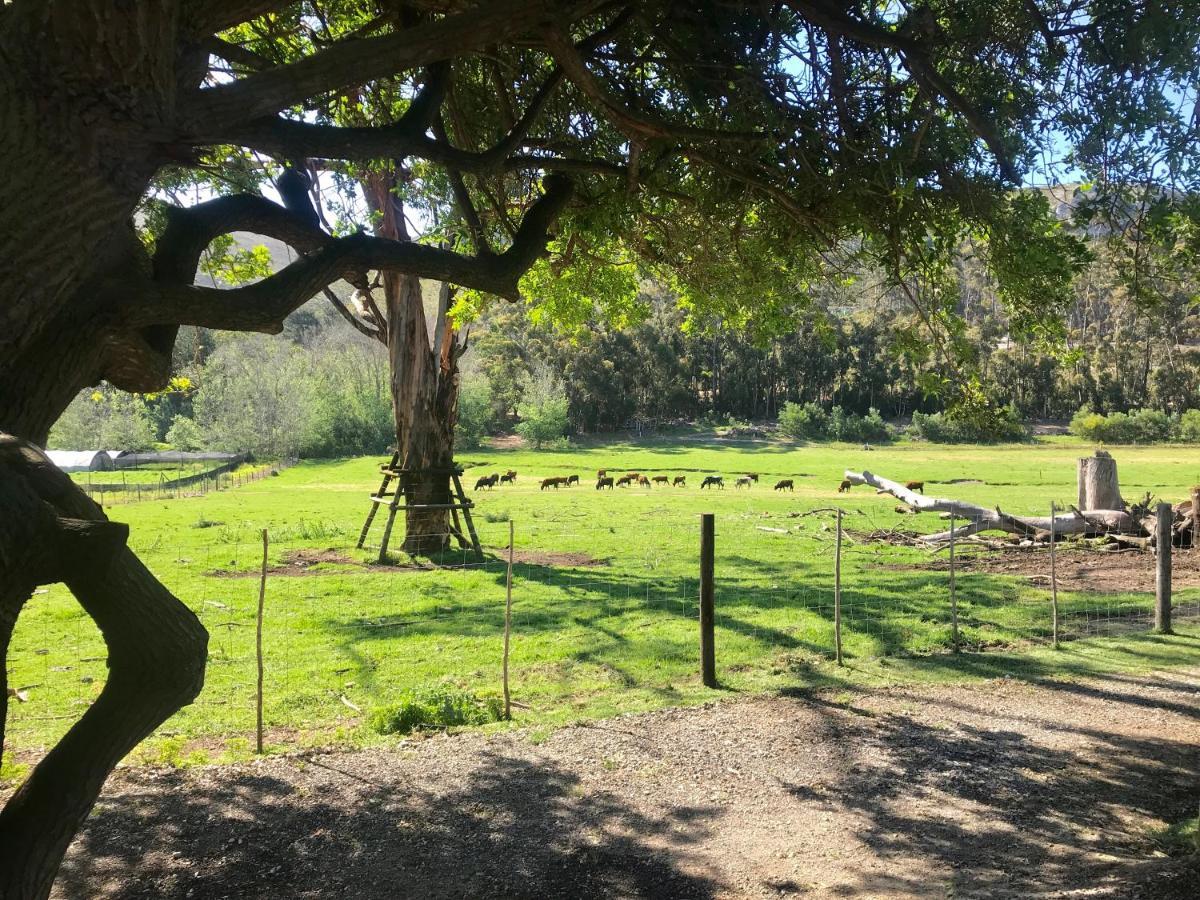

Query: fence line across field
<box><xmin>6</xmin><ymin>510</ymin><xmax>1197</xmax><ymax>761</ymax></box>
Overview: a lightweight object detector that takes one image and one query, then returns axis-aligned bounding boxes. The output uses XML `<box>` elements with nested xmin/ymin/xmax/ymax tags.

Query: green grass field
<box><xmin>5</xmin><ymin>434</ymin><xmax>1200</xmax><ymax>769</ymax></box>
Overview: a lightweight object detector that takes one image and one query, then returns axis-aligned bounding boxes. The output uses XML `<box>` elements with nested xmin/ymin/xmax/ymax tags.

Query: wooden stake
<box><xmin>503</xmin><ymin>519</ymin><xmax>514</xmax><ymax>720</ymax></box>
<box><xmin>699</xmin><ymin>513</ymin><xmax>716</xmax><ymax>687</ymax></box>
<box><xmin>949</xmin><ymin>512</ymin><xmax>959</xmax><ymax>652</ymax></box>
<box><xmin>1156</xmin><ymin>502</ymin><xmax>1173</xmax><ymax>634</ymax></box>
<box><xmin>1050</xmin><ymin>502</ymin><xmax>1060</xmax><ymax>649</ymax></box>
<box><xmin>834</xmin><ymin>508</ymin><xmax>843</xmax><ymax>666</ymax></box>
<box><xmin>1191</xmin><ymin>485</ymin><xmax>1200</xmax><ymax>551</ymax></box>
<box><xmin>256</xmin><ymin>528</ymin><xmax>268</xmax><ymax>754</ymax></box>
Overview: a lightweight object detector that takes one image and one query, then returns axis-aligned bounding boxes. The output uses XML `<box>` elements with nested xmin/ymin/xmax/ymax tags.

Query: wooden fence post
<box><xmin>700</xmin><ymin>513</ymin><xmax>716</xmax><ymax>687</ymax></box>
<box><xmin>1050</xmin><ymin>502</ymin><xmax>1060</xmax><ymax>649</ymax></box>
<box><xmin>1156</xmin><ymin>502</ymin><xmax>1173</xmax><ymax>634</ymax></box>
<box><xmin>1192</xmin><ymin>485</ymin><xmax>1200</xmax><ymax>550</ymax></box>
<box><xmin>949</xmin><ymin>512</ymin><xmax>959</xmax><ymax>652</ymax></box>
<box><xmin>834</xmin><ymin>508</ymin><xmax>843</xmax><ymax>666</ymax></box>
<box><xmin>502</xmin><ymin>520</ymin><xmax>514</xmax><ymax>720</ymax></box>
<box><xmin>256</xmin><ymin>528</ymin><xmax>268</xmax><ymax>754</ymax></box>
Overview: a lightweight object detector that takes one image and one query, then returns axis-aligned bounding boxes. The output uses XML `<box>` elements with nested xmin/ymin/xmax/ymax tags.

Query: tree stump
<box><xmin>1077</xmin><ymin>450</ymin><xmax>1123</xmax><ymax>512</ymax></box>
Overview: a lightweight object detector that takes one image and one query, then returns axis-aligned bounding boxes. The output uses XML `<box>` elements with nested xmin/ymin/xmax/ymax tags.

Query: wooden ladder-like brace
<box><xmin>356</xmin><ymin>454</ymin><xmax>483</xmax><ymax>562</ymax></box>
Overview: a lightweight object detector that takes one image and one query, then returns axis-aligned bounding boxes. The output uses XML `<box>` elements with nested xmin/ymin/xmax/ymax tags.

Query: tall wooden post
<box><xmin>1191</xmin><ymin>485</ymin><xmax>1200</xmax><ymax>550</ymax></box>
<box><xmin>949</xmin><ymin>512</ymin><xmax>959</xmax><ymax>652</ymax></box>
<box><xmin>256</xmin><ymin>528</ymin><xmax>268</xmax><ymax>754</ymax></box>
<box><xmin>1156</xmin><ymin>502</ymin><xmax>1173</xmax><ymax>634</ymax></box>
<box><xmin>699</xmin><ymin>513</ymin><xmax>716</xmax><ymax>687</ymax></box>
<box><xmin>1050</xmin><ymin>502</ymin><xmax>1060</xmax><ymax>649</ymax></box>
<box><xmin>502</xmin><ymin>520</ymin><xmax>514</xmax><ymax>719</ymax></box>
<box><xmin>834</xmin><ymin>508</ymin><xmax>843</xmax><ymax>666</ymax></box>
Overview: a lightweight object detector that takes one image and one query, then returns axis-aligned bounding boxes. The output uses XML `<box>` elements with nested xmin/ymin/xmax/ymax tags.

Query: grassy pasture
<box><xmin>5</xmin><ymin>435</ymin><xmax>1200</xmax><ymax>769</ymax></box>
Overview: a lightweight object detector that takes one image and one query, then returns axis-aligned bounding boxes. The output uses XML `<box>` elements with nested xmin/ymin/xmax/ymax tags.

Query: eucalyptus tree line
<box><xmin>0</xmin><ymin>2</ymin><xmax>1195</xmax><ymax>895</ymax></box>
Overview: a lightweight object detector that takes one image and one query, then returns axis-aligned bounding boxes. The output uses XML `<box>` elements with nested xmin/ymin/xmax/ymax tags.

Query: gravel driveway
<box><xmin>55</xmin><ymin>667</ymin><xmax>1200</xmax><ymax>899</ymax></box>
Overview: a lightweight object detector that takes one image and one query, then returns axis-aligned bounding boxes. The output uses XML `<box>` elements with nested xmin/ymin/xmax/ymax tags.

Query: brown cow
<box><xmin>616</xmin><ymin>475</ymin><xmax>634</xmax><ymax>487</ymax></box>
<box><xmin>567</xmin><ymin>474</ymin><xmax>580</xmax><ymax>485</ymax></box>
<box><xmin>540</xmin><ymin>477</ymin><xmax>564</xmax><ymax>490</ymax></box>
<box><xmin>774</xmin><ymin>479</ymin><xmax>793</xmax><ymax>491</ymax></box>
<box><xmin>905</xmin><ymin>480</ymin><xmax>925</xmax><ymax>494</ymax></box>
<box><xmin>652</xmin><ymin>475</ymin><xmax>669</xmax><ymax>484</ymax></box>
<box><xmin>745</xmin><ymin>473</ymin><xmax>759</xmax><ymax>482</ymax></box>
<box><xmin>474</xmin><ymin>474</ymin><xmax>498</xmax><ymax>490</ymax></box>
<box><xmin>596</xmin><ymin>476</ymin><xmax>614</xmax><ymax>490</ymax></box>
<box><xmin>597</xmin><ymin>469</ymin><xmax>607</xmax><ymax>479</ymax></box>
<box><xmin>638</xmin><ymin>475</ymin><xmax>651</xmax><ymax>487</ymax></box>
<box><xmin>499</xmin><ymin>471</ymin><xmax>516</xmax><ymax>485</ymax></box>
<box><xmin>673</xmin><ymin>476</ymin><xmax>686</xmax><ymax>487</ymax></box>
<box><xmin>837</xmin><ymin>480</ymin><xmax>852</xmax><ymax>493</ymax></box>
<box><xmin>626</xmin><ymin>472</ymin><xmax>640</xmax><ymax>480</ymax></box>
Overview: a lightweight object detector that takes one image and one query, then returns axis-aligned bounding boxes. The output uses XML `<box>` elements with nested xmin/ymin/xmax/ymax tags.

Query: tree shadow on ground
<box><xmin>777</xmin><ymin>670</ymin><xmax>1200</xmax><ymax>898</ymax></box>
<box><xmin>56</xmin><ymin>750</ymin><xmax>722</xmax><ymax>900</ymax></box>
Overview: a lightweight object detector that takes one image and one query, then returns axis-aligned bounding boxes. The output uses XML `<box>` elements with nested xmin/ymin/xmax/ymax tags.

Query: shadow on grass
<box><xmin>57</xmin><ymin>751</ymin><xmax>721</xmax><ymax>900</ymax></box>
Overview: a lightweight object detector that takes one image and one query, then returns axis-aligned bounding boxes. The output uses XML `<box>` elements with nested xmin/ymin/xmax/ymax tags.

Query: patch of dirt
<box><xmin>486</xmin><ymin>434</ymin><xmax>526</xmax><ymax>450</ymax></box>
<box><xmin>920</xmin><ymin>547</ymin><xmax>1200</xmax><ymax>593</ymax></box>
<box><xmin>53</xmin><ymin>668</ymin><xmax>1200</xmax><ymax>898</ymax></box>
<box><xmin>510</xmin><ymin>549</ymin><xmax>609</xmax><ymax>567</ymax></box>
<box><xmin>208</xmin><ymin>548</ymin><xmax>358</xmax><ymax>578</ymax></box>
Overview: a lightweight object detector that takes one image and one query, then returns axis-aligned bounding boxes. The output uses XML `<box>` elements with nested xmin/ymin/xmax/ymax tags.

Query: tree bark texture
<box><xmin>366</xmin><ymin>176</ymin><xmax>463</xmax><ymax>556</ymax></box>
<box><xmin>1077</xmin><ymin>451</ymin><xmax>1124</xmax><ymax>512</ymax></box>
<box><xmin>0</xmin><ymin>437</ymin><xmax>208</xmax><ymax>900</ymax></box>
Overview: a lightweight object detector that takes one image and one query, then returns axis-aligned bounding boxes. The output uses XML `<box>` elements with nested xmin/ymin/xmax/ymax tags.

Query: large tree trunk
<box><xmin>365</xmin><ymin>174</ymin><xmax>463</xmax><ymax>557</ymax></box>
<box><xmin>385</xmin><ymin>274</ymin><xmax>461</xmax><ymax>555</ymax></box>
<box><xmin>0</xmin><ymin>437</ymin><xmax>208</xmax><ymax>900</ymax></box>
<box><xmin>1077</xmin><ymin>450</ymin><xmax>1124</xmax><ymax>511</ymax></box>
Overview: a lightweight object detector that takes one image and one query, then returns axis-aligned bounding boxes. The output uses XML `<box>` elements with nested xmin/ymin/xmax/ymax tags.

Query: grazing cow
<box><xmin>735</xmin><ymin>476</ymin><xmax>752</xmax><ymax>489</ymax></box>
<box><xmin>540</xmin><ymin>477</ymin><xmax>563</xmax><ymax>490</ymax></box>
<box><xmin>505</xmin><ymin>470</ymin><xmax>517</xmax><ymax>482</ymax></box>
<box><xmin>905</xmin><ymin>480</ymin><xmax>925</xmax><ymax>494</ymax></box>
<box><xmin>638</xmin><ymin>475</ymin><xmax>651</xmax><ymax>487</ymax></box>
<box><xmin>837</xmin><ymin>479</ymin><xmax>852</xmax><ymax>493</ymax></box>
<box><xmin>596</xmin><ymin>476</ymin><xmax>614</xmax><ymax>490</ymax></box>
<box><xmin>745</xmin><ymin>473</ymin><xmax>759</xmax><ymax>482</ymax></box>
<box><xmin>774</xmin><ymin>479</ymin><xmax>794</xmax><ymax>491</ymax></box>
<box><xmin>474</xmin><ymin>474</ymin><xmax>498</xmax><ymax>490</ymax></box>
<box><xmin>616</xmin><ymin>475</ymin><xmax>634</xmax><ymax>487</ymax></box>
<box><xmin>597</xmin><ymin>469</ymin><xmax>607</xmax><ymax>479</ymax></box>
<box><xmin>652</xmin><ymin>475</ymin><xmax>669</xmax><ymax>484</ymax></box>
<box><xmin>673</xmin><ymin>476</ymin><xmax>686</xmax><ymax>487</ymax></box>
<box><xmin>567</xmin><ymin>474</ymin><xmax>580</xmax><ymax>486</ymax></box>
<box><xmin>499</xmin><ymin>472</ymin><xmax>515</xmax><ymax>485</ymax></box>
<box><xmin>701</xmin><ymin>476</ymin><xmax>724</xmax><ymax>490</ymax></box>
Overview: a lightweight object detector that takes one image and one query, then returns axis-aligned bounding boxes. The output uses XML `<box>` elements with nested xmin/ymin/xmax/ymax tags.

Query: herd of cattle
<box><xmin>474</xmin><ymin>470</ymin><xmax>800</xmax><ymax>491</ymax></box>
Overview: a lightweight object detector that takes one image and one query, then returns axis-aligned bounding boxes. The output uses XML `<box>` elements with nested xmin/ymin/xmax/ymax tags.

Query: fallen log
<box><xmin>843</xmin><ymin>470</ymin><xmax>1141</xmax><ymax>544</ymax></box>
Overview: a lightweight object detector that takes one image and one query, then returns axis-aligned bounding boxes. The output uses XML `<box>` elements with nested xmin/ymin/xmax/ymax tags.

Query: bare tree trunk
<box><xmin>1077</xmin><ymin>451</ymin><xmax>1124</xmax><ymax>511</ymax></box>
<box><xmin>844</xmin><ymin>469</ymin><xmax>1139</xmax><ymax>542</ymax></box>
<box><xmin>384</xmin><ymin>273</ymin><xmax>461</xmax><ymax>555</ymax></box>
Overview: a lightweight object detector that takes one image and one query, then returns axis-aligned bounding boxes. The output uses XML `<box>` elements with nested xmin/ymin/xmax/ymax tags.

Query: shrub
<box><xmin>910</xmin><ymin>405</ymin><xmax>1027</xmax><ymax>443</ymax></box>
<box><xmin>1179</xmin><ymin>409</ymin><xmax>1200</xmax><ymax>442</ymax></box>
<box><xmin>1072</xmin><ymin>406</ymin><xmax>1189</xmax><ymax>443</ymax></box>
<box><xmin>369</xmin><ymin>686</ymin><xmax>503</xmax><ymax>735</ymax></box>
<box><xmin>165</xmin><ymin>414</ymin><xmax>204</xmax><ymax>450</ymax></box>
<box><xmin>455</xmin><ymin>378</ymin><xmax>494</xmax><ymax>450</ymax></box>
<box><xmin>778</xmin><ymin>401</ymin><xmax>827</xmax><ymax>439</ymax></box>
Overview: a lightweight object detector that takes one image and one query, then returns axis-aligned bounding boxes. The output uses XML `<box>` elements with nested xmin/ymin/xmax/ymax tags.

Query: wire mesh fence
<box><xmin>5</xmin><ymin>506</ymin><xmax>1198</xmax><ymax>764</ymax></box>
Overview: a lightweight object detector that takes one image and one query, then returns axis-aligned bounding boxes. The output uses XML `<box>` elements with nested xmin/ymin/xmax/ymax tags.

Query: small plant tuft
<box><xmin>369</xmin><ymin>686</ymin><xmax>503</xmax><ymax>735</ymax></box>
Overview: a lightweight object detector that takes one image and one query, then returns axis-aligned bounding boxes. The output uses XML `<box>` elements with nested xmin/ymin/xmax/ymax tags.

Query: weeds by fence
<box><xmin>5</xmin><ymin>508</ymin><xmax>1199</xmax><ymax>767</ymax></box>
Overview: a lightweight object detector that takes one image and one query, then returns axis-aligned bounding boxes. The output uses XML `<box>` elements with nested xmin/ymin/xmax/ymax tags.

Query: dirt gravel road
<box><xmin>54</xmin><ymin>667</ymin><xmax>1200</xmax><ymax>899</ymax></box>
